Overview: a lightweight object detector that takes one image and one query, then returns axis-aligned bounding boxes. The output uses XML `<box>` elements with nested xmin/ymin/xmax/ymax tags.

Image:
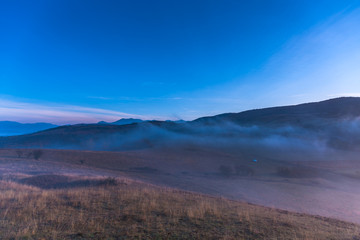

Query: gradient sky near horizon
<box><xmin>1</xmin><ymin>0</ymin><xmax>360</xmax><ymax>124</ymax></box>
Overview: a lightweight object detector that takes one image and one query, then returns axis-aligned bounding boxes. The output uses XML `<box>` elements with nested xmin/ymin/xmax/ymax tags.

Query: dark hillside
<box><xmin>193</xmin><ymin>97</ymin><xmax>360</xmax><ymax>127</ymax></box>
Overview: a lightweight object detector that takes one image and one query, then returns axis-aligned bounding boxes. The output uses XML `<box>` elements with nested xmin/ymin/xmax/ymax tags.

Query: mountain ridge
<box><xmin>193</xmin><ymin>97</ymin><xmax>360</xmax><ymax>126</ymax></box>
<box><xmin>98</xmin><ymin>118</ymin><xmax>145</xmax><ymax>125</ymax></box>
<box><xmin>1</xmin><ymin>97</ymin><xmax>360</xmax><ymax>150</ymax></box>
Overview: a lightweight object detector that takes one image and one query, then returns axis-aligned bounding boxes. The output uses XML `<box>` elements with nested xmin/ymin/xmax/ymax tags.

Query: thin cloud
<box><xmin>184</xmin><ymin>7</ymin><xmax>360</xmax><ymax>112</ymax></box>
<box><xmin>255</xmin><ymin>7</ymin><xmax>360</xmax><ymax>102</ymax></box>
<box><xmin>328</xmin><ymin>93</ymin><xmax>360</xmax><ymax>98</ymax></box>
<box><xmin>0</xmin><ymin>98</ymin><xmax>156</xmax><ymax>124</ymax></box>
<box><xmin>87</xmin><ymin>96</ymin><xmax>114</xmax><ymax>100</ymax></box>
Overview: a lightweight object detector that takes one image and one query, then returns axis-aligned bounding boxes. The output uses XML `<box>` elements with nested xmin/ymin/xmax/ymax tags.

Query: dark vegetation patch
<box><xmin>14</xmin><ymin>149</ymin><xmax>44</xmax><ymax>160</ymax></box>
<box><xmin>277</xmin><ymin>166</ymin><xmax>319</xmax><ymax>178</ymax></box>
<box><xmin>19</xmin><ymin>175</ymin><xmax>117</xmax><ymax>189</ymax></box>
<box><xmin>32</xmin><ymin>149</ymin><xmax>43</xmax><ymax>160</ymax></box>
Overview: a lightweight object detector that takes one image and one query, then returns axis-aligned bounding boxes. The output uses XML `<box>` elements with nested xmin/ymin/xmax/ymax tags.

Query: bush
<box><xmin>99</xmin><ymin>177</ymin><xmax>117</xmax><ymax>186</ymax></box>
<box><xmin>33</xmin><ymin>150</ymin><xmax>43</xmax><ymax>160</ymax></box>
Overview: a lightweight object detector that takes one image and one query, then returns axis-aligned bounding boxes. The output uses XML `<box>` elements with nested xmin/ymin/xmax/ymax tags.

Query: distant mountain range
<box><xmin>0</xmin><ymin>121</ymin><xmax>58</xmax><ymax>137</ymax></box>
<box><xmin>0</xmin><ymin>118</ymin><xmax>186</xmax><ymax>136</ymax></box>
<box><xmin>1</xmin><ymin>97</ymin><xmax>360</xmax><ymax>150</ymax></box>
<box><xmin>98</xmin><ymin>119</ymin><xmax>186</xmax><ymax>125</ymax></box>
<box><xmin>97</xmin><ymin>118</ymin><xmax>145</xmax><ymax>125</ymax></box>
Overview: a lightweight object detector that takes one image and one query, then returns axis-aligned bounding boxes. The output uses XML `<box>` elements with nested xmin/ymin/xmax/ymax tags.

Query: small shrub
<box><xmin>98</xmin><ymin>177</ymin><xmax>117</xmax><ymax>186</ymax></box>
<box><xmin>33</xmin><ymin>150</ymin><xmax>43</xmax><ymax>160</ymax></box>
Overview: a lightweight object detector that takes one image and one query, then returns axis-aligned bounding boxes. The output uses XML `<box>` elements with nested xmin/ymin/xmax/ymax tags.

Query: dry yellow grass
<box><xmin>0</xmin><ymin>177</ymin><xmax>359</xmax><ymax>240</ymax></box>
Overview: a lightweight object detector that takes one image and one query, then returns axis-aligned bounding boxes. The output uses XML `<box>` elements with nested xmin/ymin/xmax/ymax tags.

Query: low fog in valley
<box><xmin>1</xmin><ymin>98</ymin><xmax>360</xmax><ymax>224</ymax></box>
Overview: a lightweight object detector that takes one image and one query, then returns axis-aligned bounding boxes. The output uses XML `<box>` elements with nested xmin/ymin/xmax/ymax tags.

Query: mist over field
<box><xmin>2</xmin><ymin>98</ymin><xmax>360</xmax><ymax>226</ymax></box>
<box><xmin>3</xmin><ymin>97</ymin><xmax>360</xmax><ymax>156</ymax></box>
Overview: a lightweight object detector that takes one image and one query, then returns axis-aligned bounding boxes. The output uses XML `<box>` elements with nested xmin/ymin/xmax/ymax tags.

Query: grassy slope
<box><xmin>0</xmin><ymin>178</ymin><xmax>359</xmax><ymax>240</ymax></box>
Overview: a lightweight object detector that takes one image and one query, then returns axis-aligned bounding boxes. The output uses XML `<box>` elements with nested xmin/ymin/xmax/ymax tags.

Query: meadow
<box><xmin>0</xmin><ymin>174</ymin><xmax>359</xmax><ymax>240</ymax></box>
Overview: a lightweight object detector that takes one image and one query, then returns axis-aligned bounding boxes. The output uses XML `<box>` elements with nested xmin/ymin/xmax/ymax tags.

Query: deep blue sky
<box><xmin>1</xmin><ymin>0</ymin><xmax>360</xmax><ymax>123</ymax></box>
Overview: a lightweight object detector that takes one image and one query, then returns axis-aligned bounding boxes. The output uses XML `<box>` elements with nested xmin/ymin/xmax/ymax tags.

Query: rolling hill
<box><xmin>194</xmin><ymin>97</ymin><xmax>360</xmax><ymax>126</ymax></box>
<box><xmin>0</xmin><ymin>121</ymin><xmax>58</xmax><ymax>136</ymax></box>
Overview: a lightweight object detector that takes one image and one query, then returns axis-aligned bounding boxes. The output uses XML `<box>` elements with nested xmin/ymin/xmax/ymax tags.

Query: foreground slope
<box><xmin>0</xmin><ymin>176</ymin><xmax>359</xmax><ymax>240</ymax></box>
<box><xmin>1</xmin><ymin>148</ymin><xmax>360</xmax><ymax>225</ymax></box>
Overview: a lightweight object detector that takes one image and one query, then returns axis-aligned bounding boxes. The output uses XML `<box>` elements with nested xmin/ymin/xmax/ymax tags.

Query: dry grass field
<box><xmin>2</xmin><ymin>148</ymin><xmax>360</xmax><ymax>225</ymax></box>
<box><xmin>0</xmin><ymin>174</ymin><xmax>360</xmax><ymax>240</ymax></box>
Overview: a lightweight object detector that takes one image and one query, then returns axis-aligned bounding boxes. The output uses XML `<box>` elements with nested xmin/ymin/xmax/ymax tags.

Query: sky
<box><xmin>1</xmin><ymin>0</ymin><xmax>360</xmax><ymax>124</ymax></box>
